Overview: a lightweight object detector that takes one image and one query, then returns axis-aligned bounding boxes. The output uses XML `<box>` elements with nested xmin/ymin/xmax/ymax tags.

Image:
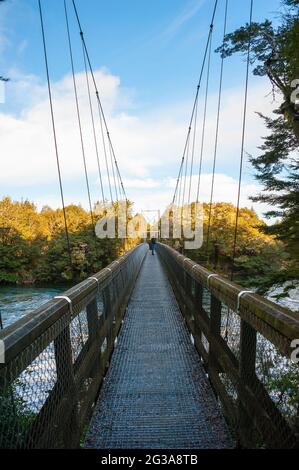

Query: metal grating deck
<box><xmin>84</xmin><ymin>251</ymin><xmax>234</xmax><ymax>449</ymax></box>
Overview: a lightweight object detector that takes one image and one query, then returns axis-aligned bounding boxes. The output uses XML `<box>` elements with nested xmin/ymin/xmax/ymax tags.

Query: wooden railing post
<box><xmin>86</xmin><ymin>298</ymin><xmax>101</xmax><ymax>379</ymax></box>
<box><xmin>209</xmin><ymin>294</ymin><xmax>222</xmax><ymax>379</ymax></box>
<box><xmin>86</xmin><ymin>298</ymin><xmax>98</xmax><ymax>338</ymax></box>
<box><xmin>239</xmin><ymin>320</ymin><xmax>257</xmax><ymax>381</ymax></box>
<box><xmin>185</xmin><ymin>271</ymin><xmax>192</xmax><ymax>297</ymax></box>
<box><xmin>114</xmin><ymin>271</ymin><xmax>124</xmax><ymax>328</ymax></box>
<box><xmin>184</xmin><ymin>272</ymin><xmax>193</xmax><ymax>329</ymax></box>
<box><xmin>54</xmin><ymin>324</ymin><xmax>80</xmax><ymax>448</ymax></box>
<box><xmin>103</xmin><ymin>285</ymin><xmax>114</xmax><ymax>361</ymax></box>
<box><xmin>193</xmin><ymin>282</ymin><xmax>203</xmax><ymax>353</ymax></box>
<box><xmin>238</xmin><ymin>319</ymin><xmax>257</xmax><ymax>447</ymax></box>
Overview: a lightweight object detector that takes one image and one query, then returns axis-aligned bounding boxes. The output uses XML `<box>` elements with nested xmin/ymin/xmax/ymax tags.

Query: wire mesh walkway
<box><xmin>85</xmin><ymin>251</ymin><xmax>234</xmax><ymax>449</ymax></box>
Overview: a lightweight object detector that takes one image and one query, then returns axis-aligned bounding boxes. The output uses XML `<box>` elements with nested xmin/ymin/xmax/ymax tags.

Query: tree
<box><xmin>216</xmin><ymin>0</ymin><xmax>299</xmax><ymax>276</ymax></box>
<box><xmin>216</xmin><ymin>1</ymin><xmax>299</xmax><ymax>139</ymax></box>
<box><xmin>0</xmin><ymin>228</ymin><xmax>38</xmax><ymax>284</ymax></box>
<box><xmin>0</xmin><ymin>197</ymin><xmax>136</xmax><ymax>285</ymax></box>
<box><xmin>166</xmin><ymin>202</ymin><xmax>284</xmax><ymax>290</ymax></box>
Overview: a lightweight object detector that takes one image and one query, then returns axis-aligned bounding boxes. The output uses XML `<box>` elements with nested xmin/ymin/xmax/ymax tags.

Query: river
<box><xmin>1</xmin><ymin>278</ymin><xmax>298</xmax><ymax>332</ymax></box>
<box><xmin>0</xmin><ymin>286</ymin><xmax>65</xmax><ymax>330</ymax></box>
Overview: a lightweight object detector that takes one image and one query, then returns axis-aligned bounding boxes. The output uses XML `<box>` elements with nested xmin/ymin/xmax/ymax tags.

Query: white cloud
<box><xmin>160</xmin><ymin>0</ymin><xmax>207</xmax><ymax>41</ymax></box>
<box><xmin>122</xmin><ymin>178</ymin><xmax>161</xmax><ymax>189</ymax></box>
<box><xmin>0</xmin><ymin>67</ymin><xmax>277</xmax><ymax>221</ymax></box>
<box><xmin>128</xmin><ymin>173</ymin><xmax>269</xmax><ymax>220</ymax></box>
<box><xmin>17</xmin><ymin>39</ymin><xmax>28</xmax><ymax>55</ymax></box>
<box><xmin>26</xmin><ymin>172</ymin><xmax>269</xmax><ymax>222</ymax></box>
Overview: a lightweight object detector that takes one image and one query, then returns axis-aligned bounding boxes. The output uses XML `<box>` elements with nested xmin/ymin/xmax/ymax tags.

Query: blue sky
<box><xmin>0</xmin><ymin>0</ymin><xmax>284</xmax><ymax>216</ymax></box>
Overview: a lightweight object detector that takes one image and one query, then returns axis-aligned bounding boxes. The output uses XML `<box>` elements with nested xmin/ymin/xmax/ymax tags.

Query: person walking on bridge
<box><xmin>150</xmin><ymin>237</ymin><xmax>156</xmax><ymax>255</ymax></box>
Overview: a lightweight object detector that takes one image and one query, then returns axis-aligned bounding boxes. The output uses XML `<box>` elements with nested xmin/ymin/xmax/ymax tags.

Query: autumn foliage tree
<box><xmin>0</xmin><ymin>197</ymin><xmax>130</xmax><ymax>285</ymax></box>
<box><xmin>164</xmin><ymin>202</ymin><xmax>285</xmax><ymax>291</ymax></box>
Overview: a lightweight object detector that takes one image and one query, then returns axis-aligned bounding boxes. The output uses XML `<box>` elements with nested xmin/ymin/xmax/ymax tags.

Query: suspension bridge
<box><xmin>0</xmin><ymin>0</ymin><xmax>298</xmax><ymax>449</ymax></box>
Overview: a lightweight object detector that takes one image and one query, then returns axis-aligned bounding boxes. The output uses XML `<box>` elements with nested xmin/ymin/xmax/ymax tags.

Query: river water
<box><xmin>0</xmin><ymin>286</ymin><xmax>65</xmax><ymax>330</ymax></box>
<box><xmin>1</xmin><ymin>279</ymin><xmax>298</xmax><ymax>332</ymax></box>
<box><xmin>1</xmin><ymin>278</ymin><xmax>298</xmax><ymax>331</ymax></box>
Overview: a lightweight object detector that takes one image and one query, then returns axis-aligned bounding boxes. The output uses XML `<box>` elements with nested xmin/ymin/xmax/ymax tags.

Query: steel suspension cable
<box><xmin>82</xmin><ymin>42</ymin><xmax>106</xmax><ymax>206</ymax></box>
<box><xmin>172</xmin><ymin>0</ymin><xmax>218</xmax><ymax>206</ymax></box>
<box><xmin>108</xmin><ymin>136</ymin><xmax>119</xmax><ymax>202</ymax></box>
<box><xmin>97</xmin><ymin>97</ymin><xmax>114</xmax><ymax>203</ymax></box>
<box><xmin>231</xmin><ymin>0</ymin><xmax>254</xmax><ymax>280</ymax></box>
<box><xmin>181</xmin><ymin>129</ymin><xmax>191</xmax><ymax>207</ymax></box>
<box><xmin>188</xmin><ymin>97</ymin><xmax>199</xmax><ymax>205</ymax></box>
<box><xmin>173</xmin><ymin>127</ymin><xmax>191</xmax><ymax>206</ymax></box>
<box><xmin>175</xmin><ymin>129</ymin><xmax>191</xmax><ymax>244</ymax></box>
<box><xmin>195</xmin><ymin>33</ymin><xmax>213</xmax><ymax>203</ymax></box>
<box><xmin>71</xmin><ymin>0</ymin><xmax>127</xmax><ymax>203</ymax></box>
<box><xmin>108</xmin><ymin>136</ymin><xmax>127</xmax><ymax>201</ymax></box>
<box><xmin>38</xmin><ymin>0</ymin><xmax>73</xmax><ymax>271</ymax></box>
<box><xmin>116</xmin><ymin>164</ymin><xmax>124</xmax><ymax>201</ymax></box>
<box><xmin>206</xmin><ymin>0</ymin><xmax>229</xmax><ymax>260</ymax></box>
<box><xmin>64</xmin><ymin>0</ymin><xmax>95</xmax><ymax>229</ymax></box>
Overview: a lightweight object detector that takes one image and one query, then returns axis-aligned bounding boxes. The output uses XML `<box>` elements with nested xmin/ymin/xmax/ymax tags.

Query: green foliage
<box><xmin>256</xmin><ymin>341</ymin><xmax>299</xmax><ymax>427</ymax></box>
<box><xmin>0</xmin><ymin>386</ymin><xmax>35</xmax><ymax>449</ymax></box>
<box><xmin>216</xmin><ymin>0</ymin><xmax>299</xmax><ymax>280</ymax></box>
<box><xmin>234</xmin><ymin>244</ymin><xmax>289</xmax><ymax>293</ymax></box>
<box><xmin>216</xmin><ymin>1</ymin><xmax>299</xmax><ymax>116</ymax></box>
<box><xmin>265</xmin><ymin>365</ymin><xmax>299</xmax><ymax>426</ymax></box>
<box><xmin>0</xmin><ymin>228</ymin><xmax>39</xmax><ymax>284</ymax></box>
